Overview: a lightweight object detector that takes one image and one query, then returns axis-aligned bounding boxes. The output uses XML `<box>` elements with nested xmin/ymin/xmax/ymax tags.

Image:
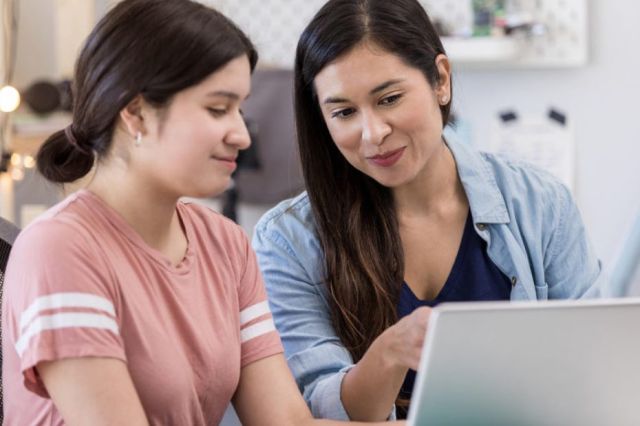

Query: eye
<box><xmin>206</xmin><ymin>107</ymin><xmax>227</xmax><ymax>117</ymax></box>
<box><xmin>379</xmin><ymin>93</ymin><xmax>402</xmax><ymax>106</ymax></box>
<box><xmin>330</xmin><ymin>108</ymin><xmax>356</xmax><ymax>119</ymax></box>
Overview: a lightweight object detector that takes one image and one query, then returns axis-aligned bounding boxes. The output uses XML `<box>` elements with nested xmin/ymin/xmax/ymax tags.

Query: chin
<box><xmin>377</xmin><ymin>180</ymin><xmax>407</xmax><ymax>189</ymax></box>
<box><xmin>203</xmin><ymin>187</ymin><xmax>228</xmax><ymax>199</ymax></box>
<box><xmin>187</xmin><ymin>181</ymin><xmax>230</xmax><ymax>199</ymax></box>
<box><xmin>370</xmin><ymin>172</ymin><xmax>412</xmax><ymax>189</ymax></box>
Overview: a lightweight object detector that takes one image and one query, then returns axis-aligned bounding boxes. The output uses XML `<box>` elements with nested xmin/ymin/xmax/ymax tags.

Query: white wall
<box><xmin>13</xmin><ymin>0</ymin><xmax>57</xmax><ymax>88</ymax></box>
<box><xmin>14</xmin><ymin>0</ymin><xmax>94</xmax><ymax>88</ymax></box>
<box><xmin>452</xmin><ymin>0</ymin><xmax>640</xmax><ymax>264</ymax></box>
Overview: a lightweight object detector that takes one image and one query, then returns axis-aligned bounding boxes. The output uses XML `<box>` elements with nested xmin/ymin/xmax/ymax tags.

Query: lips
<box><xmin>367</xmin><ymin>147</ymin><xmax>406</xmax><ymax>167</ymax></box>
<box><xmin>212</xmin><ymin>155</ymin><xmax>238</xmax><ymax>171</ymax></box>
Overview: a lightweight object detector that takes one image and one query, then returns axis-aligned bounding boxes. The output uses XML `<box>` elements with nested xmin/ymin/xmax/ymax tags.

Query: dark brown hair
<box><xmin>295</xmin><ymin>0</ymin><xmax>452</xmax><ymax>363</ymax></box>
<box><xmin>37</xmin><ymin>0</ymin><xmax>257</xmax><ymax>183</ymax></box>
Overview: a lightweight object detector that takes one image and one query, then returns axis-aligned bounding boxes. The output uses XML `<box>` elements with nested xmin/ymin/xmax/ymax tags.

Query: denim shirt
<box><xmin>252</xmin><ymin>136</ymin><xmax>603</xmax><ymax>420</ymax></box>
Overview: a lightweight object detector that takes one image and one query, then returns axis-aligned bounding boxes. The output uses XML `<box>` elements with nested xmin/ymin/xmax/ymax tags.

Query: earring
<box><xmin>135</xmin><ymin>131</ymin><xmax>142</xmax><ymax>147</ymax></box>
<box><xmin>440</xmin><ymin>95</ymin><xmax>449</xmax><ymax>105</ymax></box>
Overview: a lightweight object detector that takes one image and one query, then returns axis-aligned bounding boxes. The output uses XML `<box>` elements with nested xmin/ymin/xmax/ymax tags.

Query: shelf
<box><xmin>441</xmin><ymin>36</ymin><xmax>523</xmax><ymax>65</ymax></box>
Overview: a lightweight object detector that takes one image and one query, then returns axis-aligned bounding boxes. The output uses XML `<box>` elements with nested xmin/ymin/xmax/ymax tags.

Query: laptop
<box><xmin>407</xmin><ymin>298</ymin><xmax>640</xmax><ymax>426</ymax></box>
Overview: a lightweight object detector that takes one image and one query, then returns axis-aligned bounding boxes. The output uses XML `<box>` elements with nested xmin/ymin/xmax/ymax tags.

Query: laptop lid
<box><xmin>407</xmin><ymin>299</ymin><xmax>640</xmax><ymax>426</ymax></box>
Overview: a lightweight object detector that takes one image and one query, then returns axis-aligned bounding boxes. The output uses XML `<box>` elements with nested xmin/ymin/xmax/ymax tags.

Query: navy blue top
<box><xmin>397</xmin><ymin>211</ymin><xmax>512</xmax><ymax>405</ymax></box>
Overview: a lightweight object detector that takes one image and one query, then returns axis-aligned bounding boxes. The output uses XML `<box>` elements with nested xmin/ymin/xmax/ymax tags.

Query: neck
<box><xmin>393</xmin><ymin>140</ymin><xmax>467</xmax><ymax>222</ymax></box>
<box><xmin>86</xmin><ymin>159</ymin><xmax>183</xmax><ymax>251</ymax></box>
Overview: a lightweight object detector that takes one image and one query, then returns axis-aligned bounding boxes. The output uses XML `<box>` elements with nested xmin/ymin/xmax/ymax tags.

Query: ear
<box><xmin>434</xmin><ymin>54</ymin><xmax>452</xmax><ymax>104</ymax></box>
<box><xmin>119</xmin><ymin>95</ymin><xmax>147</xmax><ymax>137</ymax></box>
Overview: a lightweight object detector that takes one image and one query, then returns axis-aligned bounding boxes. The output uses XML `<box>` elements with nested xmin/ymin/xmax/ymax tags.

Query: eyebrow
<box><xmin>206</xmin><ymin>91</ymin><xmax>250</xmax><ymax>101</ymax></box>
<box><xmin>322</xmin><ymin>79</ymin><xmax>405</xmax><ymax>105</ymax></box>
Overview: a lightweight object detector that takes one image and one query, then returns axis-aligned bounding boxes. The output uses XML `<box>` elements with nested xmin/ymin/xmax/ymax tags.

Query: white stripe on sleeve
<box><xmin>20</xmin><ymin>292</ymin><xmax>116</xmax><ymax>332</ymax></box>
<box><xmin>239</xmin><ymin>301</ymin><xmax>271</xmax><ymax>326</ymax></box>
<box><xmin>241</xmin><ymin>318</ymin><xmax>276</xmax><ymax>343</ymax></box>
<box><xmin>15</xmin><ymin>312</ymin><xmax>120</xmax><ymax>357</ymax></box>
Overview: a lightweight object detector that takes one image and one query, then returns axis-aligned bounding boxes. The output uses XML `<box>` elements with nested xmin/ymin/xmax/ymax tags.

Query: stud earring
<box><xmin>440</xmin><ymin>95</ymin><xmax>449</xmax><ymax>105</ymax></box>
<box><xmin>135</xmin><ymin>131</ymin><xmax>142</xmax><ymax>147</ymax></box>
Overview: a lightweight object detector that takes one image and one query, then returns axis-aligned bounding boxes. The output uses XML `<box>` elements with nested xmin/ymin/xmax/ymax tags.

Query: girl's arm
<box><xmin>38</xmin><ymin>357</ymin><xmax>149</xmax><ymax>426</ymax></box>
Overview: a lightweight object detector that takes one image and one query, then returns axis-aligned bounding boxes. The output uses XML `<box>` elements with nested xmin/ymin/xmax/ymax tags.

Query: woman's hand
<box><xmin>340</xmin><ymin>306</ymin><xmax>432</xmax><ymax>421</ymax></box>
<box><xmin>377</xmin><ymin>306</ymin><xmax>432</xmax><ymax>371</ymax></box>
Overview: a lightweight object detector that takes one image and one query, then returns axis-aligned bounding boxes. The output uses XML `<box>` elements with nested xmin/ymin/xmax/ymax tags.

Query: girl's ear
<box><xmin>119</xmin><ymin>95</ymin><xmax>147</xmax><ymax>137</ymax></box>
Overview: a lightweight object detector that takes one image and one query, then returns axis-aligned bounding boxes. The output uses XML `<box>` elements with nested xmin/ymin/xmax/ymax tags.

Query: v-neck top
<box><xmin>396</xmin><ymin>211</ymin><xmax>512</xmax><ymax>404</ymax></box>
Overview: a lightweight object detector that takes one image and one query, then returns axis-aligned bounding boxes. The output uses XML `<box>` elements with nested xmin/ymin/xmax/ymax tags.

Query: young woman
<box><xmin>252</xmin><ymin>0</ymin><xmax>603</xmax><ymax>421</ymax></box>
<box><xmin>1</xmin><ymin>1</ymin><xmax>402</xmax><ymax>425</ymax></box>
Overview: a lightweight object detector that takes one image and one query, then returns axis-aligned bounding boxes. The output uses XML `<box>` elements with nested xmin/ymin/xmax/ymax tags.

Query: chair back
<box><xmin>0</xmin><ymin>217</ymin><xmax>20</xmax><ymax>423</ymax></box>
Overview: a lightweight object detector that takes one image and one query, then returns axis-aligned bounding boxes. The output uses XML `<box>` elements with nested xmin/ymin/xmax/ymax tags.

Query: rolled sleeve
<box><xmin>544</xmin><ymin>183</ymin><xmax>603</xmax><ymax>299</ymax></box>
<box><xmin>308</xmin><ymin>368</ymin><xmax>352</xmax><ymax>419</ymax></box>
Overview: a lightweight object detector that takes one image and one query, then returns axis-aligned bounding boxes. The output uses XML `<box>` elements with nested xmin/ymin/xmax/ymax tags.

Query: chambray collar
<box><xmin>445</xmin><ymin>134</ymin><xmax>510</xmax><ymax>225</ymax></box>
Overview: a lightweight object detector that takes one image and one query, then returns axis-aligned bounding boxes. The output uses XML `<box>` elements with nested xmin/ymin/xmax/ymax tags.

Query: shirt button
<box><xmin>477</xmin><ymin>223</ymin><xmax>487</xmax><ymax>230</ymax></box>
<box><xmin>511</xmin><ymin>276</ymin><xmax>518</xmax><ymax>286</ymax></box>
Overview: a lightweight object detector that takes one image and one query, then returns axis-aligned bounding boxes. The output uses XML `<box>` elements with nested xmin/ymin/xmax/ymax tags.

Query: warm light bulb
<box><xmin>10</xmin><ymin>166</ymin><xmax>25</xmax><ymax>181</ymax></box>
<box><xmin>11</xmin><ymin>153</ymin><xmax>22</xmax><ymax>167</ymax></box>
<box><xmin>23</xmin><ymin>155</ymin><xmax>36</xmax><ymax>169</ymax></box>
<box><xmin>0</xmin><ymin>85</ymin><xmax>21</xmax><ymax>112</ymax></box>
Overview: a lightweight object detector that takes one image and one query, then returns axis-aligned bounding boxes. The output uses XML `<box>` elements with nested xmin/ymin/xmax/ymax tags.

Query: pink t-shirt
<box><xmin>1</xmin><ymin>190</ymin><xmax>283</xmax><ymax>425</ymax></box>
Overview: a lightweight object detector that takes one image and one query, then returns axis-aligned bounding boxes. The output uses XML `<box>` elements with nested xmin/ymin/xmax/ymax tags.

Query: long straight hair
<box><xmin>37</xmin><ymin>0</ymin><xmax>257</xmax><ymax>183</ymax></box>
<box><xmin>295</xmin><ymin>0</ymin><xmax>452</xmax><ymax>363</ymax></box>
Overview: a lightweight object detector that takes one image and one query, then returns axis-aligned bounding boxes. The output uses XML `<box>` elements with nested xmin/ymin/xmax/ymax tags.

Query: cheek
<box><xmin>167</xmin><ymin>125</ymin><xmax>217</xmax><ymax>152</ymax></box>
<box><xmin>401</xmin><ymin>97</ymin><xmax>443</xmax><ymax>133</ymax></box>
<box><xmin>326</xmin><ymin>120</ymin><xmax>361</xmax><ymax>153</ymax></box>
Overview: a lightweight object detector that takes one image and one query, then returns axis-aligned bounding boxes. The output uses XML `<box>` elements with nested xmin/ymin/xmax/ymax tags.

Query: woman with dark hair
<box><xmin>253</xmin><ymin>0</ymin><xmax>603</xmax><ymax>421</ymax></box>
<box><xmin>1</xmin><ymin>1</ymin><xmax>402</xmax><ymax>425</ymax></box>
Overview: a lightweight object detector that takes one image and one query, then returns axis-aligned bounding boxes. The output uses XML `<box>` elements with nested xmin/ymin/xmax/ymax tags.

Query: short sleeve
<box><xmin>3</xmin><ymin>219</ymin><xmax>126</xmax><ymax>398</ymax></box>
<box><xmin>235</xmin><ymin>230</ymin><xmax>283</xmax><ymax>367</ymax></box>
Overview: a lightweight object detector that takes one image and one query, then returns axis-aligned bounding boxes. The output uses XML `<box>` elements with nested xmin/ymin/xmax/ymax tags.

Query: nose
<box><xmin>225</xmin><ymin>112</ymin><xmax>252</xmax><ymax>150</ymax></box>
<box><xmin>361</xmin><ymin>110</ymin><xmax>391</xmax><ymax>146</ymax></box>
